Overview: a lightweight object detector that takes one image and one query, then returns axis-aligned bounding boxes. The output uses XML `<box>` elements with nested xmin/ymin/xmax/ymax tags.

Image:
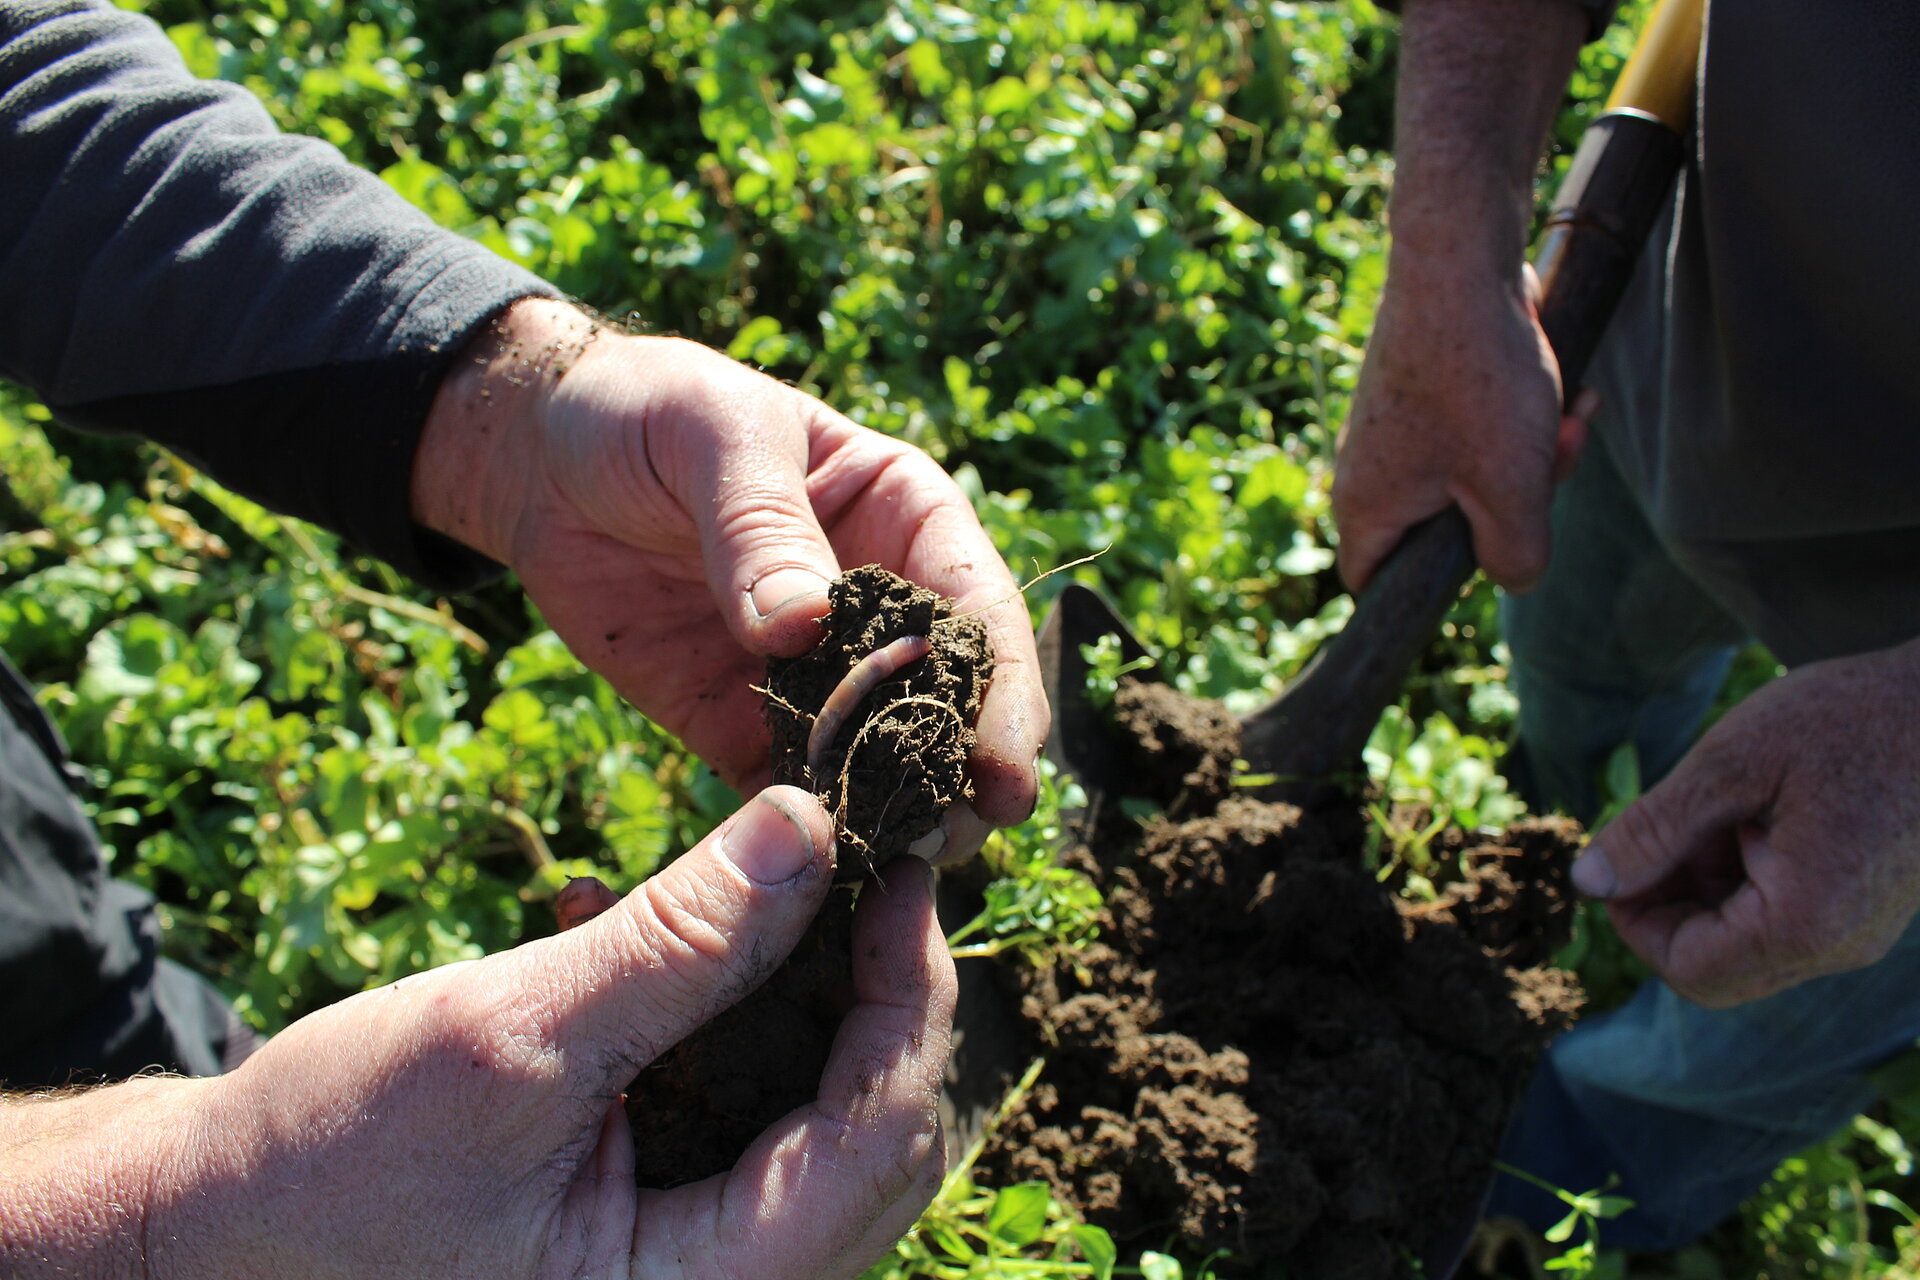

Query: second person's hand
<box><xmin>1571</xmin><ymin>639</ymin><xmax>1920</xmax><ymax>1007</ymax></box>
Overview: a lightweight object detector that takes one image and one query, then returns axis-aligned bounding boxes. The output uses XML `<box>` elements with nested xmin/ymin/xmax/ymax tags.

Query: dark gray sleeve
<box><xmin>1374</xmin><ymin>0</ymin><xmax>1620</xmax><ymax>43</ymax></box>
<box><xmin>0</xmin><ymin>0</ymin><xmax>563</xmax><ymax>587</ymax></box>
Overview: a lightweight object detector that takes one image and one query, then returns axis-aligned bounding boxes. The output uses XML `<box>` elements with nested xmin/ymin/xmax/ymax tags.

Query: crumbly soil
<box><xmin>765</xmin><ymin>564</ymin><xmax>993</xmax><ymax>879</ymax></box>
<box><xmin>974</xmin><ymin>678</ymin><xmax>1585</xmax><ymax>1277</ymax></box>
<box><xmin>619</xmin><ymin>565</ymin><xmax>989</xmax><ymax>1187</ymax></box>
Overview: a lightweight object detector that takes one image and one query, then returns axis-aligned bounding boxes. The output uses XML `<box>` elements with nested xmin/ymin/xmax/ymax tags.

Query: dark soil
<box><xmin>765</xmin><ymin>564</ymin><xmax>993</xmax><ymax>878</ymax></box>
<box><xmin>611</xmin><ymin>565</ymin><xmax>988</xmax><ymax>1187</ymax></box>
<box><xmin>624</xmin><ymin>885</ymin><xmax>856</xmax><ymax>1188</ymax></box>
<box><xmin>974</xmin><ymin>678</ymin><xmax>1585</xmax><ymax>1277</ymax></box>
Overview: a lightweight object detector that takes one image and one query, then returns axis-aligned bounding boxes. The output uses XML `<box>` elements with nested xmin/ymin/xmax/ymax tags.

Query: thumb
<box><xmin>541</xmin><ymin>786</ymin><xmax>836</xmax><ymax>1093</ymax></box>
<box><xmin>695</xmin><ymin>394</ymin><xmax>843</xmax><ymax>658</ymax></box>
<box><xmin>1573</xmin><ymin>746</ymin><xmax>1768</xmax><ymax>903</ymax></box>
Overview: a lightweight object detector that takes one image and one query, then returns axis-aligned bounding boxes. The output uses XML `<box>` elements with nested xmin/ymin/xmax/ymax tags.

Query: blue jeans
<box><xmin>1485</xmin><ymin>435</ymin><xmax>1920</xmax><ymax>1250</ymax></box>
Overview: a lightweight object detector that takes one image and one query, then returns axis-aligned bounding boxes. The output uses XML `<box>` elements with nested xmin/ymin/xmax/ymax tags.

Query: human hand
<box><xmin>413</xmin><ymin>299</ymin><xmax>1047</xmax><ymax>860</ymax></box>
<box><xmin>1570</xmin><ymin>640</ymin><xmax>1920</xmax><ymax>1007</ymax></box>
<box><xmin>138</xmin><ymin>788</ymin><xmax>953</xmax><ymax>1280</ymax></box>
<box><xmin>1332</xmin><ymin>261</ymin><xmax>1589</xmax><ymax>594</ymax></box>
<box><xmin>1333</xmin><ymin>0</ymin><xmax>1586</xmax><ymax>595</ymax></box>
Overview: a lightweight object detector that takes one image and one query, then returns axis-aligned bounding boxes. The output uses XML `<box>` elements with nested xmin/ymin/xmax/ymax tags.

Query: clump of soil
<box><xmin>1111</xmin><ymin>679</ymin><xmax>1241</xmax><ymax>809</ymax></box>
<box><xmin>625</xmin><ymin>886</ymin><xmax>855</xmax><ymax>1187</ymax></box>
<box><xmin>976</xmin><ymin>679</ymin><xmax>1584</xmax><ymax>1276</ymax></box>
<box><xmin>613</xmin><ymin>565</ymin><xmax>987</xmax><ymax>1187</ymax></box>
<box><xmin>765</xmin><ymin>564</ymin><xmax>993</xmax><ymax>878</ymax></box>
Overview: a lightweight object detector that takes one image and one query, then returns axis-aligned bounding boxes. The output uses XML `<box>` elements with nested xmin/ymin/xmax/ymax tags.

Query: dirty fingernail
<box><xmin>555</xmin><ymin>876</ymin><xmax>619</xmax><ymax>931</ymax></box>
<box><xmin>1571</xmin><ymin>844</ymin><xmax>1618</xmax><ymax>899</ymax></box>
<box><xmin>722</xmin><ymin>793</ymin><xmax>820</xmax><ymax>885</ymax></box>
<box><xmin>748</xmin><ymin>568</ymin><xmax>832</xmax><ymax>621</ymax></box>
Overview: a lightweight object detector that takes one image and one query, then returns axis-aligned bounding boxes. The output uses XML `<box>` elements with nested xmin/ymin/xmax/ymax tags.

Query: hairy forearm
<box><xmin>0</xmin><ymin>1077</ymin><xmax>209</xmax><ymax>1279</ymax></box>
<box><xmin>1389</xmin><ymin>0</ymin><xmax>1587</xmax><ymax>282</ymax></box>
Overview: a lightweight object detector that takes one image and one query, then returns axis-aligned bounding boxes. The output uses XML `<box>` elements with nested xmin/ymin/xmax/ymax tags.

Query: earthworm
<box><xmin>806</xmin><ymin>634</ymin><xmax>932</xmax><ymax>778</ymax></box>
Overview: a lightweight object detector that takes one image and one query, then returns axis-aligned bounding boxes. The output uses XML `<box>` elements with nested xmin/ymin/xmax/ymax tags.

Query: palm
<box><xmin>517</xmin><ymin>528</ymin><xmax>775</xmax><ymax>785</ymax></box>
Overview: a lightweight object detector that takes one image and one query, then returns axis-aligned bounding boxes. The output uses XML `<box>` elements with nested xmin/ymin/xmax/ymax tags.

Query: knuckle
<box><xmin>633</xmin><ymin>874</ymin><xmax>760</xmax><ymax>983</ymax></box>
<box><xmin>1602</xmin><ymin>800</ymin><xmax>1688</xmax><ymax>884</ymax></box>
<box><xmin>601</xmin><ymin>876</ymin><xmax>773</xmax><ymax>1040</ymax></box>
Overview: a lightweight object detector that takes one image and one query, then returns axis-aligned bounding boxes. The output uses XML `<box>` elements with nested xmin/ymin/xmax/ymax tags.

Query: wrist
<box><xmin>412</xmin><ymin>297</ymin><xmax>604</xmax><ymax>566</ymax></box>
<box><xmin>0</xmin><ymin>1076</ymin><xmax>216</xmax><ymax>1279</ymax></box>
<box><xmin>1388</xmin><ymin>0</ymin><xmax>1586</xmax><ymax>278</ymax></box>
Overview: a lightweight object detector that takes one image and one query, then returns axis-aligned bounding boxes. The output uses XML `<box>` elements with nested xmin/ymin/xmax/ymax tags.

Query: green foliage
<box><xmin>863</xmin><ymin>1172</ymin><xmax>1120</xmax><ymax>1280</ymax></box>
<box><xmin>1362</xmin><ymin>704</ymin><xmax>1521</xmax><ymax>884</ymax></box>
<box><xmin>947</xmin><ymin>760</ymin><xmax>1101</xmax><ymax>966</ymax></box>
<box><xmin>1494</xmin><ymin>1166</ymin><xmax>1633</xmax><ymax>1279</ymax></box>
<box><xmin>1079</xmin><ymin>634</ymin><xmax>1156</xmax><ymax>712</ymax></box>
<box><xmin>0</xmin><ymin>409</ymin><xmax>726</xmax><ymax>1028</ymax></box>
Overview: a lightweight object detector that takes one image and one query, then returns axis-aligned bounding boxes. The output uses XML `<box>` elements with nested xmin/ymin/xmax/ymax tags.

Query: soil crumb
<box><xmin>766</xmin><ymin>564</ymin><xmax>992</xmax><ymax>877</ymax></box>
<box><xmin>976</xmin><ymin>681</ymin><xmax>1584</xmax><ymax>1275</ymax></box>
<box><xmin>1112</xmin><ymin>679</ymin><xmax>1242</xmax><ymax>808</ymax></box>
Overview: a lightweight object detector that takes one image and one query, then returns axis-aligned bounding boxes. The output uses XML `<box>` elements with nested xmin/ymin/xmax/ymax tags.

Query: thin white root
<box><xmin>831</xmin><ymin>694</ymin><xmax>968</xmax><ymax>840</ymax></box>
<box><xmin>934</xmin><ymin>545</ymin><xmax>1113</xmax><ymax>627</ymax></box>
<box><xmin>806</xmin><ymin>634</ymin><xmax>933</xmax><ymax>777</ymax></box>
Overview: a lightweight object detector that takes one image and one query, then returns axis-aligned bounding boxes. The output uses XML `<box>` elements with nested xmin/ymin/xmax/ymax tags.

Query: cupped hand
<box><xmin>1571</xmin><ymin>639</ymin><xmax>1920</xmax><ymax>1007</ymax></box>
<box><xmin>1332</xmin><ymin>262</ymin><xmax>1587</xmax><ymax>594</ymax></box>
<box><xmin>415</xmin><ymin>300</ymin><xmax>1047</xmax><ymax>855</ymax></box>
<box><xmin>152</xmin><ymin>787</ymin><xmax>954</xmax><ymax>1280</ymax></box>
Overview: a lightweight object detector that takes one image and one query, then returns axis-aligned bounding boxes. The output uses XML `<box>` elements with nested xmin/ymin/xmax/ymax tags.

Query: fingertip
<box><xmin>1568</xmin><ymin>385</ymin><xmax>1602</xmax><ymax>424</ymax></box>
<box><xmin>1469</xmin><ymin>528</ymin><xmax>1550</xmax><ymax>595</ymax></box>
<box><xmin>1570</xmin><ymin>843</ymin><xmax>1617</xmax><ymax>899</ymax></box>
<box><xmin>1551</xmin><ymin>405</ymin><xmax>1592</xmax><ymax>485</ymax></box>
<box><xmin>1335</xmin><ymin>541</ymin><xmax>1379</xmax><ymax>596</ymax></box>
<box><xmin>730</xmin><ymin>786</ymin><xmax>834</xmax><ymax>885</ymax></box>
<box><xmin>744</xmin><ymin>568</ymin><xmax>834</xmax><ymax>656</ymax></box>
<box><xmin>909</xmin><ymin>802</ymin><xmax>992</xmax><ymax>867</ymax></box>
<box><xmin>877</xmin><ymin>849</ymin><xmax>938</xmax><ymax>897</ymax></box>
<box><xmin>854</xmin><ymin>852</ymin><xmax>953</xmax><ymax>1005</ymax></box>
<box><xmin>968</xmin><ymin>746</ymin><xmax>1041</xmax><ymax>829</ymax></box>
<box><xmin>966</xmin><ymin>673</ymin><xmax>1048</xmax><ymax>830</ymax></box>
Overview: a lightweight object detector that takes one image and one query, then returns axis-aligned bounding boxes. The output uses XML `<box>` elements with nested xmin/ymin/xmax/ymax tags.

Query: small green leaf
<box><xmin>923</xmin><ymin>1221</ymin><xmax>975</xmax><ymax>1261</ymax></box>
<box><xmin>1140</xmin><ymin>1252</ymin><xmax>1184</xmax><ymax>1280</ymax></box>
<box><xmin>1072</xmin><ymin>1224</ymin><xmax>1117</xmax><ymax>1279</ymax></box>
<box><xmin>985</xmin><ymin>1180</ymin><xmax>1050</xmax><ymax>1245</ymax></box>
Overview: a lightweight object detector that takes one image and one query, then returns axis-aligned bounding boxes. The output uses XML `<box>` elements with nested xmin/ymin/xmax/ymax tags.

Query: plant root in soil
<box><xmin>764</xmin><ymin>564</ymin><xmax>992</xmax><ymax>879</ymax></box>
<box><xmin>590</xmin><ymin>565</ymin><xmax>989</xmax><ymax>1188</ymax></box>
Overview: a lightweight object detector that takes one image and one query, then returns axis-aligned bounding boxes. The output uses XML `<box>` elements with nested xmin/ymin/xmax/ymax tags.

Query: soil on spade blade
<box><xmin>971</xmin><ymin>678</ymin><xmax>1586</xmax><ymax>1278</ymax></box>
<box><xmin>619</xmin><ymin>565</ymin><xmax>989</xmax><ymax>1188</ymax></box>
